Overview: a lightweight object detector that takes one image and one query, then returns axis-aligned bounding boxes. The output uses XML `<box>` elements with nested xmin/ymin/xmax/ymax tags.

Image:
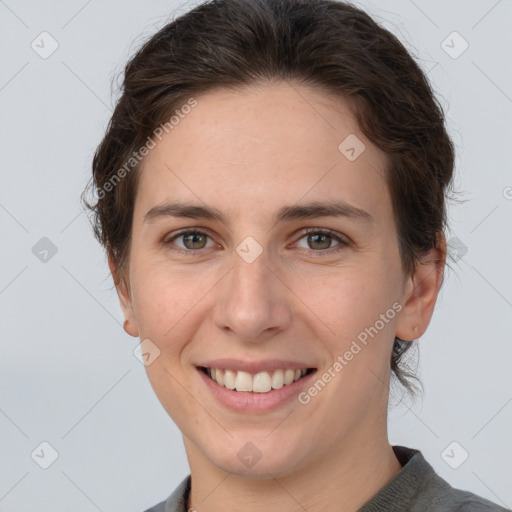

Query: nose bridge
<box><xmin>232</xmin><ymin>247</ymin><xmax>272</xmax><ymax>298</ymax></box>
<box><xmin>229</xmin><ymin>244</ymin><xmax>277</xmax><ymax>314</ymax></box>
<box><xmin>230</xmin><ymin>230</ymin><xmax>275</xmax><ymax>294</ymax></box>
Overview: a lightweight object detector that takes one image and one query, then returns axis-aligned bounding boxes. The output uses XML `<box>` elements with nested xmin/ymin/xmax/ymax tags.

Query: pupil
<box><xmin>185</xmin><ymin>233</ymin><xmax>205</xmax><ymax>249</ymax></box>
<box><xmin>310</xmin><ymin>234</ymin><xmax>330</xmax><ymax>249</ymax></box>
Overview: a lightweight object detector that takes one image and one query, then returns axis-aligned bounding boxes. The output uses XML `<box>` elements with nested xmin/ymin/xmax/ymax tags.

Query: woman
<box><xmin>83</xmin><ymin>0</ymin><xmax>509</xmax><ymax>510</ymax></box>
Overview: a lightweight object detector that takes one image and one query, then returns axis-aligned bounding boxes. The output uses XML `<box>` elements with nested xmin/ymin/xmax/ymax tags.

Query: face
<box><xmin>112</xmin><ymin>81</ymin><xmax>442</xmax><ymax>478</ymax></box>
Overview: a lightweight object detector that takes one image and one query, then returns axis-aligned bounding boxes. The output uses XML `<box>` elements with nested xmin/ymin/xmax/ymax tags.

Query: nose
<box><xmin>212</xmin><ymin>248</ymin><xmax>293</xmax><ymax>343</ymax></box>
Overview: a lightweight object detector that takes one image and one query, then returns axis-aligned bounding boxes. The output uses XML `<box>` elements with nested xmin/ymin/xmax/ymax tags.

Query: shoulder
<box><xmin>141</xmin><ymin>475</ymin><xmax>191</xmax><ymax>512</ymax></box>
<box><xmin>142</xmin><ymin>501</ymin><xmax>166</xmax><ymax>512</ymax></box>
<box><xmin>390</xmin><ymin>446</ymin><xmax>510</xmax><ymax>512</ymax></box>
<box><xmin>438</xmin><ymin>489</ymin><xmax>510</xmax><ymax>512</ymax></box>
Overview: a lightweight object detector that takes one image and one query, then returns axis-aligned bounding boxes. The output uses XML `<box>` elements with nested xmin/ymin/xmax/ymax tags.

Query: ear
<box><xmin>395</xmin><ymin>233</ymin><xmax>446</xmax><ymax>341</ymax></box>
<box><xmin>108</xmin><ymin>254</ymin><xmax>139</xmax><ymax>338</ymax></box>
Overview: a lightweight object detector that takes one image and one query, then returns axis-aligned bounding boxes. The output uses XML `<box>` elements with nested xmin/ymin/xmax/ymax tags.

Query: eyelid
<box><xmin>298</xmin><ymin>227</ymin><xmax>350</xmax><ymax>244</ymax></box>
<box><xmin>292</xmin><ymin>227</ymin><xmax>350</xmax><ymax>254</ymax></box>
<box><xmin>163</xmin><ymin>226</ymin><xmax>214</xmax><ymax>242</ymax></box>
<box><xmin>162</xmin><ymin>227</ymin><xmax>218</xmax><ymax>252</ymax></box>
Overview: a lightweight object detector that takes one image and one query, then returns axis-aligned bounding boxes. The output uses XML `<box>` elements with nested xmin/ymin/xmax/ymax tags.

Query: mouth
<box><xmin>198</xmin><ymin>366</ymin><xmax>316</xmax><ymax>394</ymax></box>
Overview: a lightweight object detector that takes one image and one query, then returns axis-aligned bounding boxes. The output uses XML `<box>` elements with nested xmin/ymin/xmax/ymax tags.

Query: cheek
<box><xmin>129</xmin><ymin>266</ymin><xmax>206</xmax><ymax>416</ymax></box>
<box><xmin>296</xmin><ymin>261</ymin><xmax>401</xmax><ymax>332</ymax></box>
<box><xmin>129</xmin><ymin>263</ymin><xmax>198</xmax><ymax>344</ymax></box>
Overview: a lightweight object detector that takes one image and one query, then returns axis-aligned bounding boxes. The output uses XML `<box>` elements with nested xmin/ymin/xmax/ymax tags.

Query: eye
<box><xmin>163</xmin><ymin>229</ymin><xmax>216</xmax><ymax>254</ymax></box>
<box><xmin>293</xmin><ymin>228</ymin><xmax>349</xmax><ymax>254</ymax></box>
<box><xmin>162</xmin><ymin>227</ymin><xmax>349</xmax><ymax>256</ymax></box>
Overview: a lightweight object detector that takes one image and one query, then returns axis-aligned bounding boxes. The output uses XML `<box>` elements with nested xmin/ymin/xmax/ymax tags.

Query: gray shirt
<box><xmin>143</xmin><ymin>445</ymin><xmax>510</xmax><ymax>511</ymax></box>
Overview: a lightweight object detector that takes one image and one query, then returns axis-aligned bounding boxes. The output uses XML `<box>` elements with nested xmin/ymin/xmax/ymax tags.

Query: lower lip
<box><xmin>197</xmin><ymin>367</ymin><xmax>317</xmax><ymax>413</ymax></box>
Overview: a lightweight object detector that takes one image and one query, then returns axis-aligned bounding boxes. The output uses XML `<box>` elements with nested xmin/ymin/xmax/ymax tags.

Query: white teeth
<box><xmin>204</xmin><ymin>367</ymin><xmax>310</xmax><ymax>393</ymax></box>
<box><xmin>223</xmin><ymin>369</ymin><xmax>236</xmax><ymax>390</ymax></box>
<box><xmin>215</xmin><ymin>368</ymin><xmax>224</xmax><ymax>386</ymax></box>
<box><xmin>253</xmin><ymin>371</ymin><xmax>272</xmax><ymax>393</ymax></box>
<box><xmin>235</xmin><ymin>371</ymin><xmax>253</xmax><ymax>392</ymax></box>
<box><xmin>284</xmin><ymin>369</ymin><xmax>295</xmax><ymax>385</ymax></box>
<box><xmin>271</xmin><ymin>369</ymin><xmax>284</xmax><ymax>389</ymax></box>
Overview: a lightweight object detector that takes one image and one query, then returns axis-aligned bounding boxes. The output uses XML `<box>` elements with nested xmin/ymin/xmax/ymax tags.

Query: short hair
<box><xmin>82</xmin><ymin>0</ymin><xmax>456</xmax><ymax>397</ymax></box>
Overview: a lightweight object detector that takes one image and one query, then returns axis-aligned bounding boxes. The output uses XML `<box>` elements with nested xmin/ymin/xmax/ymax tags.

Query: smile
<box><xmin>200</xmin><ymin>366</ymin><xmax>316</xmax><ymax>393</ymax></box>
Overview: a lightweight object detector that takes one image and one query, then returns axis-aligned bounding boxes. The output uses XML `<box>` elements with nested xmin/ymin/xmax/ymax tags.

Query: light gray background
<box><xmin>1</xmin><ymin>0</ymin><xmax>511</xmax><ymax>510</ymax></box>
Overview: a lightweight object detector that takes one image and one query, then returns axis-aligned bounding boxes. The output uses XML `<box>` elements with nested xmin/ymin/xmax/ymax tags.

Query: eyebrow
<box><xmin>144</xmin><ymin>200</ymin><xmax>373</xmax><ymax>225</ymax></box>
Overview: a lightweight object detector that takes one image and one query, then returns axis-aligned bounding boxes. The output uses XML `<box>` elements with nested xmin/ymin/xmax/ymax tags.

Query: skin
<box><xmin>110</xmin><ymin>81</ymin><xmax>446</xmax><ymax>512</ymax></box>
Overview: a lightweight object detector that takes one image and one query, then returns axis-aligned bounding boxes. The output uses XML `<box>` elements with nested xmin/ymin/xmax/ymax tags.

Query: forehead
<box><xmin>135</xmin><ymin>81</ymin><xmax>390</xmax><ymax>224</ymax></box>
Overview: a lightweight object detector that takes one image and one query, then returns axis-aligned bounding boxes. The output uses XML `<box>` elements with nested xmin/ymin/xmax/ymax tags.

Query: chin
<box><xmin>205</xmin><ymin>440</ymin><xmax>307</xmax><ymax>479</ymax></box>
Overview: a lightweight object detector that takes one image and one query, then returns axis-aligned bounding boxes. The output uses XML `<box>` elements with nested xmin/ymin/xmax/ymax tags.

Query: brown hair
<box><xmin>82</xmin><ymin>0</ymin><xmax>455</xmax><ymax>397</ymax></box>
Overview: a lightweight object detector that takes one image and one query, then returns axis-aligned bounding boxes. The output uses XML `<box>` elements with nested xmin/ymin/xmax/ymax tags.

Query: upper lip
<box><xmin>197</xmin><ymin>359</ymin><xmax>317</xmax><ymax>374</ymax></box>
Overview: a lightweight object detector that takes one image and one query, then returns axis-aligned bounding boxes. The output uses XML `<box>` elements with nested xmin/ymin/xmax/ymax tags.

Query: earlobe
<box><xmin>121</xmin><ymin>307</ymin><xmax>139</xmax><ymax>338</ymax></box>
<box><xmin>123</xmin><ymin>318</ymin><xmax>138</xmax><ymax>337</ymax></box>
<box><xmin>108</xmin><ymin>254</ymin><xmax>140</xmax><ymax>338</ymax></box>
<box><xmin>395</xmin><ymin>234</ymin><xmax>446</xmax><ymax>342</ymax></box>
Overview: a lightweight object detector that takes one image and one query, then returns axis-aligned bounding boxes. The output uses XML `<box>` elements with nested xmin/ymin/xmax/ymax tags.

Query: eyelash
<box><xmin>162</xmin><ymin>227</ymin><xmax>349</xmax><ymax>257</ymax></box>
